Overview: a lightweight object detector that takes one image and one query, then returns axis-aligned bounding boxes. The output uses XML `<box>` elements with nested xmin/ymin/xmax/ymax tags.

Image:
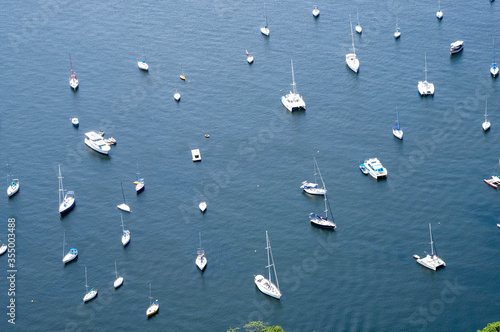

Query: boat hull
<box><xmin>196</xmin><ymin>255</ymin><xmax>207</xmax><ymax>271</ymax></box>
<box><xmin>59</xmin><ymin>198</ymin><xmax>75</xmax><ymax>215</ymax></box>
<box><xmin>393</xmin><ymin>129</ymin><xmax>403</xmax><ymax>140</ymax></box>
<box><xmin>346</xmin><ymin>54</ymin><xmax>359</xmax><ymax>73</ymax></box>
<box><xmin>85</xmin><ymin>138</ymin><xmax>110</xmax><ymax>155</ymax></box>
<box><xmin>147</xmin><ymin>303</ymin><xmax>159</xmax><ymax>317</ymax></box>
<box><xmin>83</xmin><ymin>290</ymin><xmax>98</xmax><ymax>303</ymax></box>
<box><xmin>114</xmin><ymin>277</ymin><xmax>124</xmax><ymax>289</ymax></box>
<box><xmin>260</xmin><ymin>27</ymin><xmax>270</xmax><ymax>36</ymax></box>
<box><xmin>135</xmin><ymin>182</ymin><xmax>145</xmax><ymax>193</ymax></box>
<box><xmin>491</xmin><ymin>66</ymin><xmax>499</xmax><ymax>77</ymax></box>
<box><xmin>416</xmin><ymin>255</ymin><xmax>446</xmax><ymax>271</ymax></box>
<box><xmin>7</xmin><ymin>182</ymin><xmax>19</xmax><ymax>197</ymax></box>
<box><xmin>310</xmin><ymin>214</ymin><xmax>336</xmax><ymax>230</ymax></box>
<box><xmin>117</xmin><ymin>203</ymin><xmax>131</xmax><ymax>213</ymax></box>
<box><xmin>254</xmin><ymin>275</ymin><xmax>281</xmax><ymax>299</ymax></box>
<box><xmin>0</xmin><ymin>244</ymin><xmax>7</xmax><ymax>256</ymax></box>
<box><xmin>418</xmin><ymin>81</ymin><xmax>434</xmax><ymax>96</ymax></box>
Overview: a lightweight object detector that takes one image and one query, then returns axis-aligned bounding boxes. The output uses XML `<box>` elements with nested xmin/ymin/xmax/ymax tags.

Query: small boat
<box><xmin>6</xmin><ymin>162</ymin><xmax>19</xmax><ymax>198</ymax></box>
<box><xmin>117</xmin><ymin>182</ymin><xmax>131</xmax><ymax>213</ymax></box>
<box><xmin>281</xmin><ymin>59</ymin><xmax>306</xmax><ymax>111</ymax></box>
<box><xmin>484</xmin><ymin>159</ymin><xmax>500</xmax><ymax>188</ymax></box>
<box><xmin>83</xmin><ymin>267</ymin><xmax>98</xmax><ymax>303</ymax></box>
<box><xmin>199</xmin><ymin>201</ymin><xmax>207</xmax><ymax>212</ymax></box>
<box><xmin>436</xmin><ymin>0</ymin><xmax>443</xmax><ymax>19</ymax></box>
<box><xmin>121</xmin><ymin>214</ymin><xmax>131</xmax><ymax>246</ymax></box>
<box><xmin>246</xmin><ymin>50</ymin><xmax>254</xmax><ymax>64</ymax></box>
<box><xmin>195</xmin><ymin>232</ymin><xmax>207</xmax><ymax>271</ymax></box>
<box><xmin>191</xmin><ymin>149</ymin><xmax>201</xmax><ymax>162</ymax></box>
<box><xmin>137</xmin><ymin>59</ymin><xmax>149</xmax><ymax>71</ymax></box>
<box><xmin>62</xmin><ymin>231</ymin><xmax>78</xmax><ymax>264</ymax></box>
<box><xmin>312</xmin><ymin>5</ymin><xmax>320</xmax><ymax>17</ymax></box>
<box><xmin>58</xmin><ymin>165</ymin><xmax>76</xmax><ymax>215</ymax></box>
<box><xmin>393</xmin><ymin>111</ymin><xmax>403</xmax><ymax>140</ymax></box>
<box><xmin>69</xmin><ymin>54</ymin><xmax>79</xmax><ymax>91</ymax></box>
<box><xmin>483</xmin><ymin>101</ymin><xmax>491</xmax><ymax>131</ymax></box>
<box><xmin>309</xmin><ymin>193</ymin><xmax>337</xmax><ymax>230</ymax></box>
<box><xmin>146</xmin><ymin>284</ymin><xmax>159</xmax><ymax>317</ymax></box>
<box><xmin>71</xmin><ymin>118</ymin><xmax>79</xmax><ymax>127</ymax></box>
<box><xmin>450</xmin><ymin>40</ymin><xmax>464</xmax><ymax>54</ymax></box>
<box><xmin>415</xmin><ymin>223</ymin><xmax>446</xmax><ymax>271</ymax></box>
<box><xmin>85</xmin><ymin>131</ymin><xmax>111</xmax><ymax>155</ymax></box>
<box><xmin>174</xmin><ymin>90</ymin><xmax>181</xmax><ymax>101</ymax></box>
<box><xmin>497</xmin><ymin>224</ymin><xmax>500</xmax><ymax>228</ymax></box>
<box><xmin>364</xmin><ymin>158</ymin><xmax>387</xmax><ymax>179</ymax></box>
<box><xmin>394</xmin><ymin>18</ymin><xmax>401</xmax><ymax>39</ymax></box>
<box><xmin>301</xmin><ymin>157</ymin><xmax>327</xmax><ymax>195</ymax></box>
<box><xmin>491</xmin><ymin>38</ymin><xmax>499</xmax><ymax>77</ymax></box>
<box><xmin>418</xmin><ymin>53</ymin><xmax>434</xmax><ymax>96</ymax></box>
<box><xmin>359</xmin><ymin>163</ymin><xmax>369</xmax><ymax>175</ymax></box>
<box><xmin>180</xmin><ymin>73</ymin><xmax>186</xmax><ymax>81</ymax></box>
<box><xmin>114</xmin><ymin>261</ymin><xmax>124</xmax><ymax>289</ymax></box>
<box><xmin>346</xmin><ymin>16</ymin><xmax>360</xmax><ymax>73</ymax></box>
<box><xmin>0</xmin><ymin>242</ymin><xmax>7</xmax><ymax>256</ymax></box>
<box><xmin>413</xmin><ymin>254</ymin><xmax>420</xmax><ymax>260</ymax></box>
<box><xmin>260</xmin><ymin>2</ymin><xmax>270</xmax><ymax>36</ymax></box>
<box><xmin>104</xmin><ymin>137</ymin><xmax>116</xmax><ymax>145</ymax></box>
<box><xmin>134</xmin><ymin>164</ymin><xmax>145</xmax><ymax>193</ymax></box>
<box><xmin>254</xmin><ymin>231</ymin><xmax>281</xmax><ymax>299</ymax></box>
<box><xmin>355</xmin><ymin>9</ymin><xmax>362</xmax><ymax>34</ymax></box>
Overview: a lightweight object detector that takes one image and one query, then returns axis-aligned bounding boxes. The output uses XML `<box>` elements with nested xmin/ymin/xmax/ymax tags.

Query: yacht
<box><xmin>146</xmin><ymin>284</ymin><xmax>159</xmax><ymax>317</ymax></box>
<box><xmin>260</xmin><ymin>2</ymin><xmax>270</xmax><ymax>36</ymax></box>
<box><xmin>254</xmin><ymin>231</ymin><xmax>281</xmax><ymax>299</ymax></box>
<box><xmin>281</xmin><ymin>60</ymin><xmax>306</xmax><ymax>112</ymax></box>
<box><xmin>58</xmin><ymin>166</ymin><xmax>75</xmax><ymax>215</ymax></box>
<box><xmin>69</xmin><ymin>55</ymin><xmax>79</xmax><ymax>91</ymax></box>
<box><xmin>491</xmin><ymin>38</ymin><xmax>499</xmax><ymax>77</ymax></box>
<box><xmin>436</xmin><ymin>0</ymin><xmax>443</xmax><ymax>19</ymax></box>
<box><xmin>63</xmin><ymin>248</ymin><xmax>78</xmax><ymax>264</ymax></box>
<box><xmin>246</xmin><ymin>50</ymin><xmax>254</xmax><ymax>64</ymax></box>
<box><xmin>415</xmin><ymin>223</ymin><xmax>446</xmax><ymax>271</ymax></box>
<box><xmin>364</xmin><ymin>158</ymin><xmax>387</xmax><ymax>179</ymax></box>
<box><xmin>199</xmin><ymin>201</ymin><xmax>207</xmax><ymax>212</ymax></box>
<box><xmin>121</xmin><ymin>214</ymin><xmax>131</xmax><ymax>246</ymax></box>
<box><xmin>195</xmin><ymin>232</ymin><xmax>207</xmax><ymax>271</ymax></box>
<box><xmin>393</xmin><ymin>111</ymin><xmax>403</xmax><ymax>140</ymax></box>
<box><xmin>450</xmin><ymin>41</ymin><xmax>464</xmax><ymax>54</ymax></box>
<box><xmin>418</xmin><ymin>53</ymin><xmax>434</xmax><ymax>96</ymax></box>
<box><xmin>312</xmin><ymin>5</ymin><xmax>320</xmax><ymax>17</ymax></box>
<box><xmin>7</xmin><ymin>179</ymin><xmax>19</xmax><ymax>197</ymax></box>
<box><xmin>355</xmin><ymin>10</ymin><xmax>362</xmax><ymax>34</ymax></box>
<box><xmin>71</xmin><ymin>118</ymin><xmax>79</xmax><ymax>127</ymax></box>
<box><xmin>309</xmin><ymin>193</ymin><xmax>336</xmax><ymax>230</ymax></box>
<box><xmin>394</xmin><ymin>18</ymin><xmax>401</xmax><ymax>39</ymax></box>
<box><xmin>301</xmin><ymin>157</ymin><xmax>327</xmax><ymax>195</ymax></box>
<box><xmin>84</xmin><ymin>131</ymin><xmax>111</xmax><ymax>155</ymax></box>
<box><xmin>114</xmin><ymin>262</ymin><xmax>124</xmax><ymax>289</ymax></box>
<box><xmin>346</xmin><ymin>16</ymin><xmax>360</xmax><ymax>73</ymax></box>
<box><xmin>483</xmin><ymin>101</ymin><xmax>491</xmax><ymax>131</ymax></box>
<box><xmin>137</xmin><ymin>59</ymin><xmax>149</xmax><ymax>71</ymax></box>
<box><xmin>174</xmin><ymin>90</ymin><xmax>181</xmax><ymax>101</ymax></box>
<box><xmin>83</xmin><ymin>267</ymin><xmax>98</xmax><ymax>303</ymax></box>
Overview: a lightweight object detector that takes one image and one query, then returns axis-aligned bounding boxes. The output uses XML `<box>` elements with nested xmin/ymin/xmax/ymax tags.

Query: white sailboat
<box><xmin>436</xmin><ymin>0</ymin><xmax>443</xmax><ymax>19</ymax></box>
<box><xmin>174</xmin><ymin>89</ymin><xmax>181</xmax><ymax>101</ymax></box>
<box><xmin>254</xmin><ymin>231</ymin><xmax>281</xmax><ymax>299</ymax></box>
<box><xmin>83</xmin><ymin>267</ymin><xmax>98</xmax><ymax>302</ymax></box>
<box><xmin>117</xmin><ymin>182</ymin><xmax>131</xmax><ymax>212</ymax></box>
<box><xmin>281</xmin><ymin>59</ymin><xmax>306</xmax><ymax>111</ymax></box>
<box><xmin>394</xmin><ymin>18</ymin><xmax>401</xmax><ymax>39</ymax></box>
<box><xmin>69</xmin><ymin>54</ymin><xmax>79</xmax><ymax>91</ymax></box>
<box><xmin>137</xmin><ymin>57</ymin><xmax>149</xmax><ymax>71</ymax></box>
<box><xmin>134</xmin><ymin>164</ymin><xmax>145</xmax><ymax>193</ymax></box>
<box><xmin>260</xmin><ymin>2</ymin><xmax>270</xmax><ymax>36</ymax></box>
<box><xmin>312</xmin><ymin>5</ymin><xmax>320</xmax><ymax>17</ymax></box>
<box><xmin>414</xmin><ymin>223</ymin><xmax>446</xmax><ymax>271</ymax></box>
<box><xmin>301</xmin><ymin>157</ymin><xmax>327</xmax><ymax>195</ymax></box>
<box><xmin>6</xmin><ymin>162</ymin><xmax>19</xmax><ymax>198</ymax></box>
<box><xmin>483</xmin><ymin>101</ymin><xmax>491</xmax><ymax>131</ymax></box>
<box><xmin>418</xmin><ymin>53</ymin><xmax>434</xmax><ymax>96</ymax></box>
<box><xmin>246</xmin><ymin>50</ymin><xmax>254</xmax><ymax>64</ymax></box>
<box><xmin>58</xmin><ymin>165</ymin><xmax>75</xmax><ymax>215</ymax></box>
<box><xmin>121</xmin><ymin>214</ymin><xmax>130</xmax><ymax>247</ymax></box>
<box><xmin>0</xmin><ymin>241</ymin><xmax>7</xmax><ymax>256</ymax></box>
<box><xmin>146</xmin><ymin>283</ymin><xmax>159</xmax><ymax>317</ymax></box>
<box><xmin>346</xmin><ymin>16</ymin><xmax>360</xmax><ymax>73</ymax></box>
<box><xmin>355</xmin><ymin>9</ymin><xmax>362</xmax><ymax>34</ymax></box>
<box><xmin>309</xmin><ymin>193</ymin><xmax>337</xmax><ymax>230</ymax></box>
<box><xmin>195</xmin><ymin>232</ymin><xmax>207</xmax><ymax>271</ymax></box>
<box><xmin>114</xmin><ymin>261</ymin><xmax>124</xmax><ymax>289</ymax></box>
<box><xmin>491</xmin><ymin>38</ymin><xmax>499</xmax><ymax>77</ymax></box>
<box><xmin>62</xmin><ymin>231</ymin><xmax>78</xmax><ymax>264</ymax></box>
<box><xmin>393</xmin><ymin>111</ymin><xmax>403</xmax><ymax>139</ymax></box>
<box><xmin>199</xmin><ymin>201</ymin><xmax>207</xmax><ymax>212</ymax></box>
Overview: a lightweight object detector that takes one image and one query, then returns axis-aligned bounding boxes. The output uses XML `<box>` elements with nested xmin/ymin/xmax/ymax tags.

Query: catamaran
<box><xmin>393</xmin><ymin>111</ymin><xmax>403</xmax><ymax>139</ymax></box>
<box><xmin>281</xmin><ymin>59</ymin><xmax>306</xmax><ymax>111</ymax></box>
<box><xmin>301</xmin><ymin>157</ymin><xmax>327</xmax><ymax>195</ymax></box>
<box><xmin>146</xmin><ymin>284</ymin><xmax>159</xmax><ymax>317</ymax></box>
<box><xmin>364</xmin><ymin>158</ymin><xmax>387</xmax><ymax>179</ymax></box>
<box><xmin>69</xmin><ymin>54</ymin><xmax>79</xmax><ymax>91</ymax></box>
<box><xmin>58</xmin><ymin>165</ymin><xmax>75</xmax><ymax>215</ymax></box>
<box><xmin>414</xmin><ymin>223</ymin><xmax>446</xmax><ymax>271</ymax></box>
<box><xmin>114</xmin><ymin>261</ymin><xmax>124</xmax><ymax>289</ymax></box>
<box><xmin>6</xmin><ymin>162</ymin><xmax>19</xmax><ymax>197</ymax></box>
<box><xmin>355</xmin><ymin>9</ymin><xmax>362</xmax><ymax>34</ymax></box>
<box><xmin>483</xmin><ymin>101</ymin><xmax>491</xmax><ymax>131</ymax></box>
<box><xmin>62</xmin><ymin>231</ymin><xmax>78</xmax><ymax>264</ymax></box>
<box><xmin>418</xmin><ymin>53</ymin><xmax>434</xmax><ymax>96</ymax></box>
<box><xmin>195</xmin><ymin>232</ymin><xmax>207</xmax><ymax>271</ymax></box>
<box><xmin>254</xmin><ymin>231</ymin><xmax>281</xmax><ymax>299</ymax></box>
<box><xmin>346</xmin><ymin>16</ymin><xmax>360</xmax><ymax>73</ymax></box>
<box><xmin>134</xmin><ymin>164</ymin><xmax>145</xmax><ymax>193</ymax></box>
<box><xmin>491</xmin><ymin>38</ymin><xmax>499</xmax><ymax>77</ymax></box>
<box><xmin>309</xmin><ymin>193</ymin><xmax>337</xmax><ymax>230</ymax></box>
<box><xmin>117</xmin><ymin>182</ymin><xmax>131</xmax><ymax>212</ymax></box>
<box><xmin>121</xmin><ymin>214</ymin><xmax>130</xmax><ymax>246</ymax></box>
<box><xmin>83</xmin><ymin>267</ymin><xmax>98</xmax><ymax>302</ymax></box>
<box><xmin>260</xmin><ymin>2</ymin><xmax>270</xmax><ymax>36</ymax></box>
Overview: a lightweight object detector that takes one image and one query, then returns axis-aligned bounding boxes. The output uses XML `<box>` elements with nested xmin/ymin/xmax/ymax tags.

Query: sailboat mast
<box><xmin>290</xmin><ymin>59</ymin><xmax>297</xmax><ymax>95</ymax></box>
<box><xmin>121</xmin><ymin>182</ymin><xmax>127</xmax><ymax>204</ymax></box>
<box><xmin>149</xmin><ymin>283</ymin><xmax>153</xmax><ymax>305</ymax></box>
<box><xmin>120</xmin><ymin>214</ymin><xmax>125</xmax><ymax>232</ymax></box>
<box><xmin>58</xmin><ymin>165</ymin><xmax>64</xmax><ymax>207</ymax></box>
<box><xmin>198</xmin><ymin>231</ymin><xmax>202</xmax><ymax>250</ymax></box>
<box><xmin>424</xmin><ymin>53</ymin><xmax>428</xmax><ymax>82</ymax></box>
<box><xmin>69</xmin><ymin>54</ymin><xmax>74</xmax><ymax>75</ymax></box>
<box><xmin>493</xmin><ymin>38</ymin><xmax>496</xmax><ymax>64</ymax></box>
<box><xmin>429</xmin><ymin>223</ymin><xmax>434</xmax><ymax>256</ymax></box>
<box><xmin>85</xmin><ymin>267</ymin><xmax>88</xmax><ymax>292</ymax></box>
<box><xmin>115</xmin><ymin>261</ymin><xmax>118</xmax><ymax>279</ymax></box>
<box><xmin>267</xmin><ymin>233</ymin><xmax>280</xmax><ymax>291</ymax></box>
<box><xmin>350</xmin><ymin>17</ymin><xmax>356</xmax><ymax>55</ymax></box>
<box><xmin>485</xmin><ymin>101</ymin><xmax>488</xmax><ymax>119</ymax></box>
<box><xmin>314</xmin><ymin>157</ymin><xmax>326</xmax><ymax>189</ymax></box>
<box><xmin>264</xmin><ymin>2</ymin><xmax>268</xmax><ymax>27</ymax></box>
<box><xmin>63</xmin><ymin>231</ymin><xmax>65</xmax><ymax>259</ymax></box>
<box><xmin>265</xmin><ymin>231</ymin><xmax>272</xmax><ymax>282</ymax></box>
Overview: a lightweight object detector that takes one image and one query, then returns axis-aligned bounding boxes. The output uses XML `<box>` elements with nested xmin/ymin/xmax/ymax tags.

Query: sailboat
<box><xmin>491</xmin><ymin>38</ymin><xmax>499</xmax><ymax>77</ymax></box>
<box><xmin>260</xmin><ymin>2</ymin><xmax>270</xmax><ymax>36</ymax></box>
<box><xmin>312</xmin><ymin>5</ymin><xmax>320</xmax><ymax>17</ymax></box>
<box><xmin>301</xmin><ymin>157</ymin><xmax>327</xmax><ymax>195</ymax></box>
<box><xmin>69</xmin><ymin>54</ymin><xmax>79</xmax><ymax>91</ymax></box>
<box><xmin>309</xmin><ymin>193</ymin><xmax>337</xmax><ymax>230</ymax></box>
<box><xmin>6</xmin><ymin>162</ymin><xmax>19</xmax><ymax>198</ymax></box>
<box><xmin>418</xmin><ymin>53</ymin><xmax>434</xmax><ymax>96</ymax></box>
<box><xmin>114</xmin><ymin>261</ymin><xmax>124</xmax><ymax>289</ymax></box>
<box><xmin>195</xmin><ymin>232</ymin><xmax>207</xmax><ymax>271</ymax></box>
<box><xmin>199</xmin><ymin>201</ymin><xmax>207</xmax><ymax>212</ymax></box>
<box><xmin>174</xmin><ymin>89</ymin><xmax>181</xmax><ymax>101</ymax></box>
<box><xmin>394</xmin><ymin>18</ymin><xmax>401</xmax><ymax>39</ymax></box>
<box><xmin>414</xmin><ymin>223</ymin><xmax>446</xmax><ymax>271</ymax></box>
<box><xmin>117</xmin><ymin>182</ymin><xmax>131</xmax><ymax>212</ymax></box>
<box><xmin>246</xmin><ymin>50</ymin><xmax>254</xmax><ymax>64</ymax></box>
<box><xmin>346</xmin><ymin>16</ymin><xmax>360</xmax><ymax>73</ymax></box>
<box><xmin>254</xmin><ymin>231</ymin><xmax>281</xmax><ymax>299</ymax></box>
<box><xmin>0</xmin><ymin>241</ymin><xmax>7</xmax><ymax>256</ymax></box>
<box><xmin>137</xmin><ymin>57</ymin><xmax>149</xmax><ymax>71</ymax></box>
<box><xmin>355</xmin><ymin>9</ymin><xmax>362</xmax><ymax>34</ymax></box>
<box><xmin>121</xmin><ymin>214</ymin><xmax>130</xmax><ymax>247</ymax></box>
<box><xmin>484</xmin><ymin>159</ymin><xmax>500</xmax><ymax>189</ymax></box>
<box><xmin>281</xmin><ymin>59</ymin><xmax>306</xmax><ymax>111</ymax></box>
<box><xmin>83</xmin><ymin>267</ymin><xmax>98</xmax><ymax>302</ymax></box>
<box><xmin>436</xmin><ymin>0</ymin><xmax>443</xmax><ymax>19</ymax></box>
<box><xmin>393</xmin><ymin>111</ymin><xmax>403</xmax><ymax>139</ymax></box>
<box><xmin>58</xmin><ymin>165</ymin><xmax>75</xmax><ymax>215</ymax></box>
<box><xmin>62</xmin><ymin>231</ymin><xmax>78</xmax><ymax>264</ymax></box>
<box><xmin>134</xmin><ymin>164</ymin><xmax>145</xmax><ymax>193</ymax></box>
<box><xmin>483</xmin><ymin>101</ymin><xmax>491</xmax><ymax>131</ymax></box>
<box><xmin>146</xmin><ymin>283</ymin><xmax>159</xmax><ymax>317</ymax></box>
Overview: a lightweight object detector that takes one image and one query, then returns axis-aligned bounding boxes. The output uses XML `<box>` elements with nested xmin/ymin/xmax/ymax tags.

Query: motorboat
<box><xmin>415</xmin><ymin>223</ymin><xmax>446</xmax><ymax>271</ymax></box>
<box><xmin>254</xmin><ymin>231</ymin><xmax>281</xmax><ymax>299</ymax></box>
<box><xmin>364</xmin><ymin>158</ymin><xmax>387</xmax><ymax>179</ymax></box>
<box><xmin>85</xmin><ymin>131</ymin><xmax>111</xmax><ymax>155</ymax></box>
<box><xmin>281</xmin><ymin>59</ymin><xmax>306</xmax><ymax>111</ymax></box>
<box><xmin>104</xmin><ymin>137</ymin><xmax>116</xmax><ymax>145</ymax></box>
<box><xmin>359</xmin><ymin>163</ymin><xmax>369</xmax><ymax>175</ymax></box>
<box><xmin>450</xmin><ymin>40</ymin><xmax>464</xmax><ymax>54</ymax></box>
<box><xmin>418</xmin><ymin>53</ymin><xmax>434</xmax><ymax>96</ymax></box>
<box><xmin>191</xmin><ymin>149</ymin><xmax>201</xmax><ymax>162</ymax></box>
<box><xmin>138</xmin><ymin>59</ymin><xmax>149</xmax><ymax>71</ymax></box>
<box><xmin>312</xmin><ymin>5</ymin><xmax>320</xmax><ymax>17</ymax></box>
<box><xmin>71</xmin><ymin>118</ymin><xmax>79</xmax><ymax>127</ymax></box>
<box><xmin>346</xmin><ymin>17</ymin><xmax>360</xmax><ymax>73</ymax></box>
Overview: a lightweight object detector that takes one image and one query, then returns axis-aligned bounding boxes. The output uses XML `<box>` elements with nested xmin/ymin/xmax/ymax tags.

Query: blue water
<box><xmin>1</xmin><ymin>0</ymin><xmax>499</xmax><ymax>331</ymax></box>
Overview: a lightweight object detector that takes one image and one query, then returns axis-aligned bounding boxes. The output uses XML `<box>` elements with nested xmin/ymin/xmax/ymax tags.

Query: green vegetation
<box><xmin>227</xmin><ymin>321</ymin><xmax>285</xmax><ymax>332</ymax></box>
<box><xmin>478</xmin><ymin>321</ymin><xmax>500</xmax><ymax>332</ymax></box>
